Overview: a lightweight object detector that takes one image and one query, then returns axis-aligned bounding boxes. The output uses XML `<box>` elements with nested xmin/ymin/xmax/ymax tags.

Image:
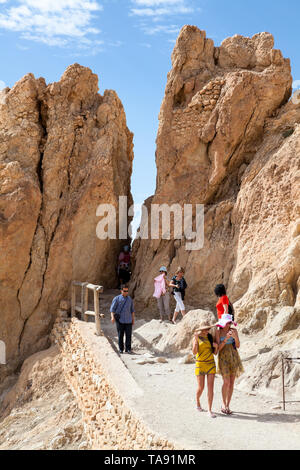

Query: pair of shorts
<box><xmin>174</xmin><ymin>291</ymin><xmax>185</xmax><ymax>312</ymax></box>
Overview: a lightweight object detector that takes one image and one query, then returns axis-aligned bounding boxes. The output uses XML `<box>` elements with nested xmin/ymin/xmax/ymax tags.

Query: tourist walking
<box><xmin>153</xmin><ymin>266</ymin><xmax>171</xmax><ymax>322</ymax></box>
<box><xmin>170</xmin><ymin>267</ymin><xmax>187</xmax><ymax>324</ymax></box>
<box><xmin>214</xmin><ymin>284</ymin><xmax>235</xmax><ymax>320</ymax></box>
<box><xmin>117</xmin><ymin>245</ymin><xmax>131</xmax><ymax>287</ymax></box>
<box><xmin>216</xmin><ymin>313</ymin><xmax>244</xmax><ymax>415</ymax></box>
<box><xmin>110</xmin><ymin>285</ymin><xmax>135</xmax><ymax>354</ymax></box>
<box><xmin>192</xmin><ymin>319</ymin><xmax>218</xmax><ymax>418</ymax></box>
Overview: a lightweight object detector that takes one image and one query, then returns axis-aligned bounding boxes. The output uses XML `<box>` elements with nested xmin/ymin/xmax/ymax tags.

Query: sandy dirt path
<box><xmin>100</xmin><ymin>291</ymin><xmax>300</xmax><ymax>450</ymax></box>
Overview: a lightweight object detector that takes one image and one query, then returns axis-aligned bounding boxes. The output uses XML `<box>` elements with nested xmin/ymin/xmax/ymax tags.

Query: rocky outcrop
<box><xmin>131</xmin><ymin>26</ymin><xmax>300</xmax><ymax>329</ymax></box>
<box><xmin>0</xmin><ymin>64</ymin><xmax>133</xmax><ymax>381</ymax></box>
<box><xmin>0</xmin><ymin>345</ymin><xmax>88</xmax><ymax>450</ymax></box>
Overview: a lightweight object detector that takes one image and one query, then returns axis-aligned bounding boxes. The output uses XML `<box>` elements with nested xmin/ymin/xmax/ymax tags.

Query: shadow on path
<box><xmin>217</xmin><ymin>411</ymin><xmax>300</xmax><ymax>424</ymax></box>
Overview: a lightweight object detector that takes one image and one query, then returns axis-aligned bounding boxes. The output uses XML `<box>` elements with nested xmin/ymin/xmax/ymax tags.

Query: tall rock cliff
<box><xmin>0</xmin><ymin>64</ymin><xmax>133</xmax><ymax>380</ymax></box>
<box><xmin>131</xmin><ymin>26</ymin><xmax>300</xmax><ymax>327</ymax></box>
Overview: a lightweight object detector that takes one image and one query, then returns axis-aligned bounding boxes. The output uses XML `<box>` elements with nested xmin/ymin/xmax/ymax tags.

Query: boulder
<box><xmin>269</xmin><ymin>307</ymin><xmax>300</xmax><ymax>336</ymax></box>
<box><xmin>156</xmin><ymin>309</ymin><xmax>217</xmax><ymax>354</ymax></box>
<box><xmin>156</xmin><ymin>357</ymin><xmax>168</xmax><ymax>364</ymax></box>
<box><xmin>246</xmin><ymin>308</ymin><xmax>269</xmax><ymax>332</ymax></box>
<box><xmin>237</xmin><ymin>347</ymin><xmax>300</xmax><ymax>397</ymax></box>
<box><xmin>178</xmin><ymin>353</ymin><xmax>195</xmax><ymax>364</ymax></box>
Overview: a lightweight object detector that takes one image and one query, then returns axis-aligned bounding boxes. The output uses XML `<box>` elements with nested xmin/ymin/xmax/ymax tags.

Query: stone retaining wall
<box><xmin>50</xmin><ymin>318</ymin><xmax>177</xmax><ymax>450</ymax></box>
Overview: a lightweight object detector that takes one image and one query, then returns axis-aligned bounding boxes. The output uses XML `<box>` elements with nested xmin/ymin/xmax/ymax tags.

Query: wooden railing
<box><xmin>71</xmin><ymin>281</ymin><xmax>104</xmax><ymax>336</ymax></box>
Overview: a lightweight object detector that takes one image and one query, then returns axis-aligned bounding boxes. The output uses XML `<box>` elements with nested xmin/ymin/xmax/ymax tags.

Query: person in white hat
<box><xmin>153</xmin><ymin>266</ymin><xmax>171</xmax><ymax>322</ymax></box>
<box><xmin>215</xmin><ymin>314</ymin><xmax>244</xmax><ymax>415</ymax></box>
<box><xmin>192</xmin><ymin>319</ymin><xmax>218</xmax><ymax>418</ymax></box>
<box><xmin>169</xmin><ymin>267</ymin><xmax>187</xmax><ymax>324</ymax></box>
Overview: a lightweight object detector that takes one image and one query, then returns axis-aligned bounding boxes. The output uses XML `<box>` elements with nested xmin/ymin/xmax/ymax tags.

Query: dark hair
<box><xmin>121</xmin><ymin>284</ymin><xmax>129</xmax><ymax>291</ymax></box>
<box><xmin>207</xmin><ymin>333</ymin><xmax>214</xmax><ymax>353</ymax></box>
<box><xmin>214</xmin><ymin>284</ymin><xmax>226</xmax><ymax>297</ymax></box>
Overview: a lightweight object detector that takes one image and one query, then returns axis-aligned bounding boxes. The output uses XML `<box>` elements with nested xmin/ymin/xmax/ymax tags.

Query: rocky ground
<box><xmin>0</xmin><ymin>289</ymin><xmax>299</xmax><ymax>450</ymax></box>
<box><xmin>100</xmin><ymin>290</ymin><xmax>300</xmax><ymax>450</ymax></box>
<box><xmin>0</xmin><ymin>346</ymin><xmax>90</xmax><ymax>450</ymax></box>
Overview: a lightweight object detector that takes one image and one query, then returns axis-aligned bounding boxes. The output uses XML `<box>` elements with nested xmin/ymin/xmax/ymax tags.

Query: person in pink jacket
<box><xmin>153</xmin><ymin>267</ymin><xmax>171</xmax><ymax>322</ymax></box>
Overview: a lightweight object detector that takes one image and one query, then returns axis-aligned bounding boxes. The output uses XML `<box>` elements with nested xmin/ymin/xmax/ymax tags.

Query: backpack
<box><xmin>228</xmin><ymin>301</ymin><xmax>235</xmax><ymax>321</ymax></box>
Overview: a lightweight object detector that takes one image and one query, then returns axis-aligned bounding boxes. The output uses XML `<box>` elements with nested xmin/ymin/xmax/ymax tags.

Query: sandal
<box><xmin>226</xmin><ymin>408</ymin><xmax>233</xmax><ymax>415</ymax></box>
<box><xmin>221</xmin><ymin>408</ymin><xmax>228</xmax><ymax>415</ymax></box>
<box><xmin>196</xmin><ymin>406</ymin><xmax>204</xmax><ymax>412</ymax></box>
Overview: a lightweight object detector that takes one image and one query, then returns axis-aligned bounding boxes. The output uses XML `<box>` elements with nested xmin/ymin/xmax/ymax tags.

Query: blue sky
<box><xmin>0</xmin><ymin>0</ymin><xmax>300</xmax><ymax>207</ymax></box>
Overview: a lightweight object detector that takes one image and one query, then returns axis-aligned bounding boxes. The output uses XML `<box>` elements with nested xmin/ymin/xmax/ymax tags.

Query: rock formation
<box><xmin>131</xmin><ymin>26</ymin><xmax>300</xmax><ymax>331</ymax></box>
<box><xmin>0</xmin><ymin>64</ymin><xmax>133</xmax><ymax>382</ymax></box>
<box><xmin>0</xmin><ymin>345</ymin><xmax>88</xmax><ymax>450</ymax></box>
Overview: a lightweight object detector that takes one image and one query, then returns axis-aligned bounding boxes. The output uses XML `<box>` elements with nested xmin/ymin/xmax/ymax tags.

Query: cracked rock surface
<box><xmin>0</xmin><ymin>64</ymin><xmax>133</xmax><ymax>383</ymax></box>
<box><xmin>131</xmin><ymin>26</ymin><xmax>300</xmax><ymax>325</ymax></box>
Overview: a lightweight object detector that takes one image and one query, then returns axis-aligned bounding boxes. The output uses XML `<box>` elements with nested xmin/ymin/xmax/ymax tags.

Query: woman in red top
<box><xmin>214</xmin><ymin>284</ymin><xmax>229</xmax><ymax>319</ymax></box>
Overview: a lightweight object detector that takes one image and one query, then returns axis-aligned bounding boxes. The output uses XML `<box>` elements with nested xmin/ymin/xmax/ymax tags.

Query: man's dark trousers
<box><xmin>116</xmin><ymin>321</ymin><xmax>132</xmax><ymax>352</ymax></box>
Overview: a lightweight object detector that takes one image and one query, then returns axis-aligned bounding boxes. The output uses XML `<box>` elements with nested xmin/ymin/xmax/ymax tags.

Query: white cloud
<box><xmin>0</xmin><ymin>80</ymin><xmax>6</xmax><ymax>90</ymax></box>
<box><xmin>130</xmin><ymin>0</ymin><xmax>194</xmax><ymax>42</ymax></box>
<box><xmin>131</xmin><ymin>6</ymin><xmax>191</xmax><ymax>16</ymax></box>
<box><xmin>130</xmin><ymin>0</ymin><xmax>194</xmax><ymax>18</ymax></box>
<box><xmin>0</xmin><ymin>0</ymin><xmax>103</xmax><ymax>49</ymax></box>
<box><xmin>22</xmin><ymin>0</ymin><xmax>101</xmax><ymax>12</ymax></box>
<box><xmin>132</xmin><ymin>0</ymin><xmax>184</xmax><ymax>7</ymax></box>
<box><xmin>133</xmin><ymin>0</ymin><xmax>187</xmax><ymax>6</ymax></box>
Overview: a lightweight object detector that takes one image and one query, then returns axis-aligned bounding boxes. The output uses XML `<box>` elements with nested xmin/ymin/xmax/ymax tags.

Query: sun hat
<box><xmin>195</xmin><ymin>318</ymin><xmax>215</xmax><ymax>332</ymax></box>
<box><xmin>159</xmin><ymin>266</ymin><xmax>167</xmax><ymax>273</ymax></box>
<box><xmin>216</xmin><ymin>313</ymin><xmax>237</xmax><ymax>329</ymax></box>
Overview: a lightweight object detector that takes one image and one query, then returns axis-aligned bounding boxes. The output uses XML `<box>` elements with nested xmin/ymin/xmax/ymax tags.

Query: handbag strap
<box><xmin>118</xmin><ymin>296</ymin><xmax>129</xmax><ymax>315</ymax></box>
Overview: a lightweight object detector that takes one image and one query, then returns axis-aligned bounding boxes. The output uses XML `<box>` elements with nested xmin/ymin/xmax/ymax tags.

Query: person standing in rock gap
<box><xmin>117</xmin><ymin>245</ymin><xmax>131</xmax><ymax>288</ymax></box>
<box><xmin>169</xmin><ymin>267</ymin><xmax>187</xmax><ymax>324</ymax></box>
<box><xmin>110</xmin><ymin>285</ymin><xmax>135</xmax><ymax>354</ymax></box>
<box><xmin>214</xmin><ymin>284</ymin><xmax>235</xmax><ymax>320</ymax></box>
<box><xmin>153</xmin><ymin>266</ymin><xmax>171</xmax><ymax>322</ymax></box>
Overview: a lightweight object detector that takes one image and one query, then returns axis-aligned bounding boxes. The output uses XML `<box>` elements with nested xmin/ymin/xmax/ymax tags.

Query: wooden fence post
<box><xmin>83</xmin><ymin>284</ymin><xmax>89</xmax><ymax>322</ymax></box>
<box><xmin>94</xmin><ymin>287</ymin><xmax>101</xmax><ymax>336</ymax></box>
<box><xmin>281</xmin><ymin>354</ymin><xmax>286</xmax><ymax>412</ymax></box>
<box><xmin>71</xmin><ymin>280</ymin><xmax>104</xmax><ymax>335</ymax></box>
<box><xmin>71</xmin><ymin>282</ymin><xmax>76</xmax><ymax>318</ymax></box>
<box><xmin>81</xmin><ymin>282</ymin><xmax>88</xmax><ymax>321</ymax></box>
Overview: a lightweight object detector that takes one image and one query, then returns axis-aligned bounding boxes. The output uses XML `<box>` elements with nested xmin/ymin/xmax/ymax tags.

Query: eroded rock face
<box><xmin>131</xmin><ymin>26</ymin><xmax>300</xmax><ymax>328</ymax></box>
<box><xmin>0</xmin><ymin>64</ymin><xmax>133</xmax><ymax>380</ymax></box>
<box><xmin>0</xmin><ymin>345</ymin><xmax>89</xmax><ymax>450</ymax></box>
<box><xmin>155</xmin><ymin>27</ymin><xmax>292</xmax><ymax>201</ymax></box>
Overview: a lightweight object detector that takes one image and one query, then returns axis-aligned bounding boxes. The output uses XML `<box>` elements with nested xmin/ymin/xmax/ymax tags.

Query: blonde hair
<box><xmin>176</xmin><ymin>266</ymin><xmax>185</xmax><ymax>274</ymax></box>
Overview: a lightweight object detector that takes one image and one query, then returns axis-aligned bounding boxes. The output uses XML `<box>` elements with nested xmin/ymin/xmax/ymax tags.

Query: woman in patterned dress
<box><xmin>192</xmin><ymin>319</ymin><xmax>218</xmax><ymax>418</ymax></box>
<box><xmin>216</xmin><ymin>314</ymin><xmax>244</xmax><ymax>415</ymax></box>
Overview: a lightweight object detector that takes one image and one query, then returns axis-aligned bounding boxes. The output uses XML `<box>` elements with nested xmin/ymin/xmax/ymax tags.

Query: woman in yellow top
<box><xmin>192</xmin><ymin>319</ymin><xmax>218</xmax><ymax>418</ymax></box>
